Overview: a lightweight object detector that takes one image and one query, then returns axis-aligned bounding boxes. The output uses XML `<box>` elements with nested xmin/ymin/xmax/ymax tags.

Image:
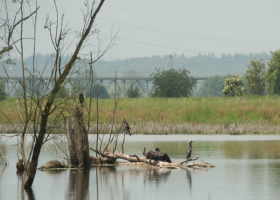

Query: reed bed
<box><xmin>0</xmin><ymin>122</ymin><xmax>279</xmax><ymax>135</ymax></box>
<box><xmin>1</xmin><ymin>96</ymin><xmax>280</xmax><ymax>134</ymax></box>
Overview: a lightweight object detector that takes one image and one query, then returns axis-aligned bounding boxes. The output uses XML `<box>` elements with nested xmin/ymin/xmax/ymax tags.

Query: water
<box><xmin>1</xmin><ymin>135</ymin><xmax>280</xmax><ymax>200</ymax></box>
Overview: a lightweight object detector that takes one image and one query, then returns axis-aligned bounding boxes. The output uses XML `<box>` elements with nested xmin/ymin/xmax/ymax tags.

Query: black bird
<box><xmin>154</xmin><ymin>148</ymin><xmax>172</xmax><ymax>163</ymax></box>
<box><xmin>79</xmin><ymin>93</ymin><xmax>84</xmax><ymax>105</ymax></box>
<box><xmin>123</xmin><ymin>117</ymin><xmax>131</xmax><ymax>136</ymax></box>
<box><xmin>186</xmin><ymin>141</ymin><xmax>193</xmax><ymax>160</ymax></box>
<box><xmin>143</xmin><ymin>147</ymin><xmax>155</xmax><ymax>160</ymax></box>
<box><xmin>154</xmin><ymin>148</ymin><xmax>161</xmax><ymax>161</ymax></box>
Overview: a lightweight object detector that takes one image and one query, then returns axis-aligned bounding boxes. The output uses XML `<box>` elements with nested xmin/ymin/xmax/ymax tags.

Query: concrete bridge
<box><xmin>0</xmin><ymin>75</ymin><xmax>209</xmax><ymax>97</ymax></box>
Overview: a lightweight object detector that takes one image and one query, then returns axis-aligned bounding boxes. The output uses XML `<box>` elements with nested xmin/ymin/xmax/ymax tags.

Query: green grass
<box><xmin>1</xmin><ymin>95</ymin><xmax>280</xmax><ymax>125</ymax></box>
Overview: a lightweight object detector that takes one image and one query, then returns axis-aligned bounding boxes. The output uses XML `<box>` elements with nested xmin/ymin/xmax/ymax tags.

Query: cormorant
<box><xmin>154</xmin><ymin>148</ymin><xmax>161</xmax><ymax>161</ymax></box>
<box><xmin>186</xmin><ymin>141</ymin><xmax>193</xmax><ymax>160</ymax></box>
<box><xmin>143</xmin><ymin>147</ymin><xmax>155</xmax><ymax>160</ymax></box>
<box><xmin>123</xmin><ymin>117</ymin><xmax>131</xmax><ymax>136</ymax></box>
<box><xmin>143</xmin><ymin>147</ymin><xmax>171</xmax><ymax>163</ymax></box>
<box><xmin>154</xmin><ymin>148</ymin><xmax>172</xmax><ymax>163</ymax></box>
<box><xmin>79</xmin><ymin>93</ymin><xmax>84</xmax><ymax>105</ymax></box>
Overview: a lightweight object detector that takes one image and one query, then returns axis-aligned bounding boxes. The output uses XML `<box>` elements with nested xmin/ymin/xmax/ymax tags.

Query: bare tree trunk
<box><xmin>65</xmin><ymin>118</ymin><xmax>79</xmax><ymax>166</ymax></box>
<box><xmin>72</xmin><ymin>106</ymin><xmax>90</xmax><ymax>168</ymax></box>
<box><xmin>24</xmin><ymin>0</ymin><xmax>106</xmax><ymax>189</ymax></box>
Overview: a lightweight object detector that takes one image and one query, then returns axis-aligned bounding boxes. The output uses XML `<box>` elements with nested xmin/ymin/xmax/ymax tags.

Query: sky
<box><xmin>1</xmin><ymin>0</ymin><xmax>280</xmax><ymax>61</ymax></box>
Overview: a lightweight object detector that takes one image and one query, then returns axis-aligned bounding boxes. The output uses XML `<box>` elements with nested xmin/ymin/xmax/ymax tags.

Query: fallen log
<box><xmin>186</xmin><ymin>158</ymin><xmax>215</xmax><ymax>168</ymax></box>
<box><xmin>180</xmin><ymin>157</ymin><xmax>200</xmax><ymax>165</ymax></box>
<box><xmin>90</xmin><ymin>148</ymin><xmax>215</xmax><ymax>169</ymax></box>
<box><xmin>90</xmin><ymin>148</ymin><xmax>146</xmax><ymax>164</ymax></box>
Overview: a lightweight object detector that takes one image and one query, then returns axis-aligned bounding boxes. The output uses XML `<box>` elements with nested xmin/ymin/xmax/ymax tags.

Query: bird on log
<box><xmin>143</xmin><ymin>147</ymin><xmax>172</xmax><ymax>163</ymax></box>
<box><xmin>143</xmin><ymin>147</ymin><xmax>155</xmax><ymax>160</ymax></box>
<box><xmin>123</xmin><ymin>116</ymin><xmax>131</xmax><ymax>136</ymax></box>
<box><xmin>186</xmin><ymin>141</ymin><xmax>193</xmax><ymax>160</ymax></box>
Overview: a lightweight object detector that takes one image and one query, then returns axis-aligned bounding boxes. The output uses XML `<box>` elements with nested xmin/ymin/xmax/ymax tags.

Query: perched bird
<box><xmin>79</xmin><ymin>93</ymin><xmax>84</xmax><ymax>105</ymax></box>
<box><xmin>143</xmin><ymin>147</ymin><xmax>171</xmax><ymax>162</ymax></box>
<box><xmin>154</xmin><ymin>148</ymin><xmax>172</xmax><ymax>163</ymax></box>
<box><xmin>123</xmin><ymin>117</ymin><xmax>131</xmax><ymax>136</ymax></box>
<box><xmin>143</xmin><ymin>147</ymin><xmax>155</xmax><ymax>160</ymax></box>
<box><xmin>186</xmin><ymin>141</ymin><xmax>193</xmax><ymax>160</ymax></box>
<box><xmin>16</xmin><ymin>159</ymin><xmax>24</xmax><ymax>171</ymax></box>
<box><xmin>154</xmin><ymin>148</ymin><xmax>161</xmax><ymax>161</ymax></box>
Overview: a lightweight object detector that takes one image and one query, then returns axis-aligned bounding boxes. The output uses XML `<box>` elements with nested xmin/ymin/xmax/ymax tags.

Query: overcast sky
<box><xmin>2</xmin><ymin>0</ymin><xmax>280</xmax><ymax>60</ymax></box>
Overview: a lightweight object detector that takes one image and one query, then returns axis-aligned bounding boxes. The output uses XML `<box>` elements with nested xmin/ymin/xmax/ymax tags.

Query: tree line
<box><xmin>198</xmin><ymin>49</ymin><xmax>280</xmax><ymax>97</ymax></box>
<box><xmin>3</xmin><ymin>52</ymin><xmax>270</xmax><ymax>77</ymax></box>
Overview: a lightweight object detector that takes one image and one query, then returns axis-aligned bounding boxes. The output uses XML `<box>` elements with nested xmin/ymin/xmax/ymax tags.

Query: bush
<box><xmin>151</xmin><ymin>68</ymin><xmax>195</xmax><ymax>97</ymax></box>
<box><xmin>223</xmin><ymin>75</ymin><xmax>246</xmax><ymax>97</ymax></box>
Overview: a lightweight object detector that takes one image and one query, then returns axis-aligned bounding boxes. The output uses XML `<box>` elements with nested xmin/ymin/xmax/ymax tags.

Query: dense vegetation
<box><xmin>222</xmin><ymin>75</ymin><xmax>246</xmax><ymax>97</ymax></box>
<box><xmin>1</xmin><ymin>96</ymin><xmax>280</xmax><ymax>125</ymax></box>
<box><xmin>151</xmin><ymin>68</ymin><xmax>195</xmax><ymax>97</ymax></box>
<box><xmin>127</xmin><ymin>83</ymin><xmax>141</xmax><ymax>98</ymax></box>
<box><xmin>197</xmin><ymin>75</ymin><xmax>231</xmax><ymax>97</ymax></box>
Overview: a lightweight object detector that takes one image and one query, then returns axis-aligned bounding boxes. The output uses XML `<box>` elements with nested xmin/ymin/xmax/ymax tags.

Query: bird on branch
<box><xmin>79</xmin><ymin>93</ymin><xmax>84</xmax><ymax>107</ymax></box>
<box><xmin>186</xmin><ymin>141</ymin><xmax>193</xmax><ymax>161</ymax></box>
<box><xmin>123</xmin><ymin>116</ymin><xmax>131</xmax><ymax>136</ymax></box>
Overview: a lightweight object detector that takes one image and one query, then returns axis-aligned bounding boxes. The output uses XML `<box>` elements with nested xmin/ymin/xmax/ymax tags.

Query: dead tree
<box><xmin>23</xmin><ymin>0</ymin><xmax>108</xmax><ymax>190</ymax></box>
<box><xmin>65</xmin><ymin>106</ymin><xmax>90</xmax><ymax>167</ymax></box>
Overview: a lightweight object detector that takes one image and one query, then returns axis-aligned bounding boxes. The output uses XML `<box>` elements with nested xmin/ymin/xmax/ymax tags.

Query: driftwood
<box><xmin>90</xmin><ymin>148</ymin><xmax>146</xmax><ymax>164</ymax></box>
<box><xmin>180</xmin><ymin>157</ymin><xmax>200</xmax><ymax>165</ymax></box>
<box><xmin>186</xmin><ymin>158</ymin><xmax>215</xmax><ymax>168</ymax></box>
<box><xmin>90</xmin><ymin>148</ymin><xmax>215</xmax><ymax>169</ymax></box>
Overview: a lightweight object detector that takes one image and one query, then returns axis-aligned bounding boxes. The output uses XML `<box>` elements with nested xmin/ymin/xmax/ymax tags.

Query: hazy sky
<box><xmin>2</xmin><ymin>0</ymin><xmax>280</xmax><ymax>60</ymax></box>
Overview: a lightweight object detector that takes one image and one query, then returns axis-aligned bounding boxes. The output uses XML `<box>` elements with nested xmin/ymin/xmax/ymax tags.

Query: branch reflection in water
<box><xmin>185</xmin><ymin>167</ymin><xmax>210</xmax><ymax>196</ymax></box>
<box><xmin>16</xmin><ymin>170</ymin><xmax>35</xmax><ymax>200</ymax></box>
<box><xmin>143</xmin><ymin>168</ymin><xmax>171</xmax><ymax>186</ymax></box>
<box><xmin>66</xmin><ymin>169</ymin><xmax>90</xmax><ymax>200</ymax></box>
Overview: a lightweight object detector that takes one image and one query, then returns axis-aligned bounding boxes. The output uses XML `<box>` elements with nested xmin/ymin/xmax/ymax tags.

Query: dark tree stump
<box><xmin>65</xmin><ymin>106</ymin><xmax>90</xmax><ymax>168</ymax></box>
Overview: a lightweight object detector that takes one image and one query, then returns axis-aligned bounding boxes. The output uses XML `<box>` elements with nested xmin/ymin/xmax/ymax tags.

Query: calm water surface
<box><xmin>0</xmin><ymin>135</ymin><xmax>280</xmax><ymax>200</ymax></box>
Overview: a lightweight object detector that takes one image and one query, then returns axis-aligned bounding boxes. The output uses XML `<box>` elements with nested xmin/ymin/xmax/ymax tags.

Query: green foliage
<box><xmin>197</xmin><ymin>75</ymin><xmax>231</xmax><ymax>97</ymax></box>
<box><xmin>244</xmin><ymin>59</ymin><xmax>266</xmax><ymax>95</ymax></box>
<box><xmin>151</xmin><ymin>68</ymin><xmax>195</xmax><ymax>97</ymax></box>
<box><xmin>0</xmin><ymin>79</ymin><xmax>7</xmax><ymax>101</ymax></box>
<box><xmin>265</xmin><ymin>50</ymin><xmax>280</xmax><ymax>95</ymax></box>
<box><xmin>127</xmin><ymin>83</ymin><xmax>141</xmax><ymax>98</ymax></box>
<box><xmin>86</xmin><ymin>84</ymin><xmax>110</xmax><ymax>99</ymax></box>
<box><xmin>56</xmin><ymin>85</ymin><xmax>70</xmax><ymax>98</ymax></box>
<box><xmin>223</xmin><ymin>75</ymin><xmax>246</xmax><ymax>97</ymax></box>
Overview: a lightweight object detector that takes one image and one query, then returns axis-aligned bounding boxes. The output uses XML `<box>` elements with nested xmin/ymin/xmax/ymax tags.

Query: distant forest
<box><xmin>3</xmin><ymin>52</ymin><xmax>271</xmax><ymax>77</ymax></box>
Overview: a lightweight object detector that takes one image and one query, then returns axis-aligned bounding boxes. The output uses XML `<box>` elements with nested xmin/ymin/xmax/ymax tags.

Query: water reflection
<box><xmin>219</xmin><ymin>141</ymin><xmax>280</xmax><ymax>159</ymax></box>
<box><xmin>15</xmin><ymin>171</ymin><xmax>35</xmax><ymax>200</ymax></box>
<box><xmin>66</xmin><ymin>169</ymin><xmax>90</xmax><ymax>200</ymax></box>
<box><xmin>186</xmin><ymin>168</ymin><xmax>192</xmax><ymax>189</ymax></box>
<box><xmin>143</xmin><ymin>168</ymin><xmax>171</xmax><ymax>185</ymax></box>
<box><xmin>1</xmin><ymin>135</ymin><xmax>280</xmax><ymax>200</ymax></box>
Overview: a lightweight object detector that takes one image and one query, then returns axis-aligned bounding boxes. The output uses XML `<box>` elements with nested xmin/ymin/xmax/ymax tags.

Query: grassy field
<box><xmin>1</xmin><ymin>95</ymin><xmax>280</xmax><ymax>134</ymax></box>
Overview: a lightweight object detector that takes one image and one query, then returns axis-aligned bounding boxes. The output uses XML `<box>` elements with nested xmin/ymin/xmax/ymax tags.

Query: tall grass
<box><xmin>2</xmin><ymin>95</ymin><xmax>280</xmax><ymax>124</ymax></box>
<box><xmin>1</xmin><ymin>96</ymin><xmax>280</xmax><ymax>134</ymax></box>
<box><xmin>87</xmin><ymin>95</ymin><xmax>280</xmax><ymax>125</ymax></box>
